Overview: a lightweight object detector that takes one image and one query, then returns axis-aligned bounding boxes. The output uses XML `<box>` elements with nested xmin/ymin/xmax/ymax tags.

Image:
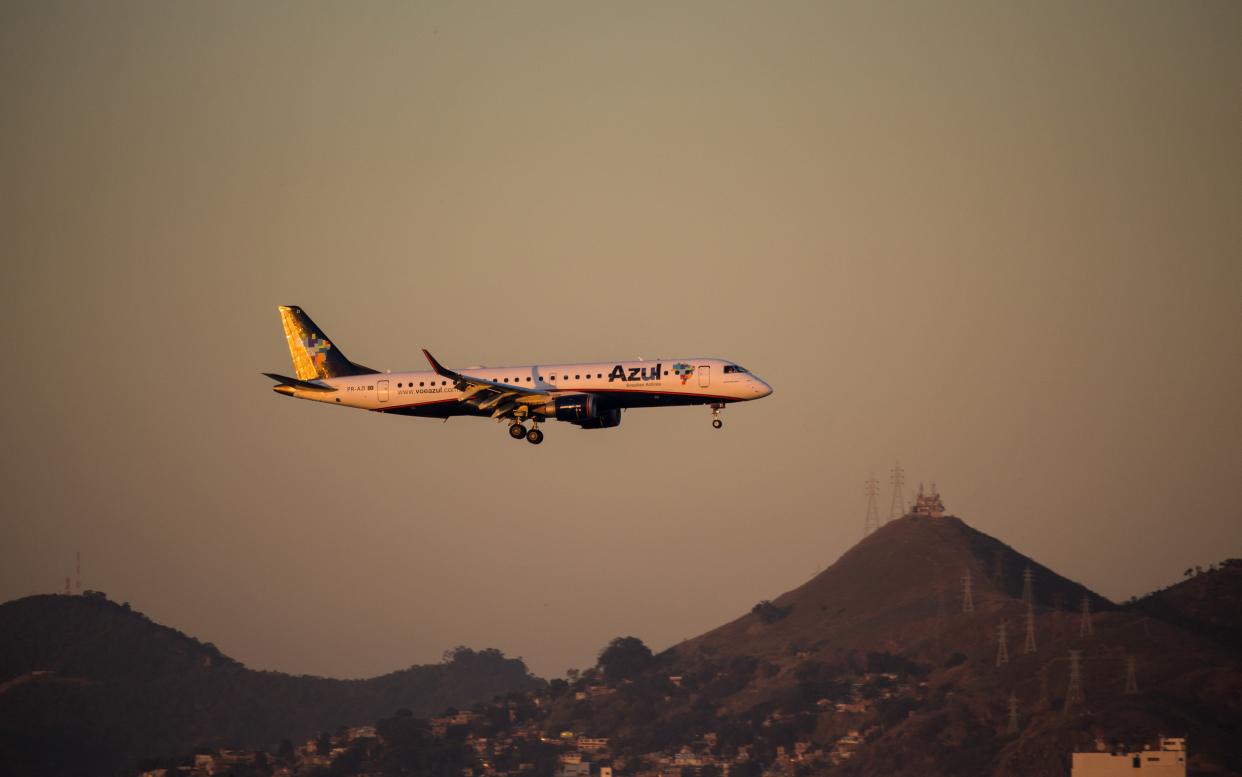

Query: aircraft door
<box><xmin>698</xmin><ymin>366</ymin><xmax>710</xmax><ymax>388</ymax></box>
<box><xmin>378</xmin><ymin>379</ymin><xmax>389</xmax><ymax>402</ymax></box>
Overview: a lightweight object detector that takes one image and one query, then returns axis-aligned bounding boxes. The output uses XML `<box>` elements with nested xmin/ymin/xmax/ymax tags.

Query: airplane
<box><xmin>264</xmin><ymin>306</ymin><xmax>773</xmax><ymax>445</ymax></box>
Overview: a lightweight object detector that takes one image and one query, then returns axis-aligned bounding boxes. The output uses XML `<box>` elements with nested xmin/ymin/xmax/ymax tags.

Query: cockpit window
<box><xmin>723</xmin><ymin>365</ymin><xmax>749</xmax><ymax>374</ymax></box>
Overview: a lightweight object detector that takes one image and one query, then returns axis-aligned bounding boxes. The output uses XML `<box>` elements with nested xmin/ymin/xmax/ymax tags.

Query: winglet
<box><xmin>422</xmin><ymin>349</ymin><xmax>452</xmax><ymax>377</ymax></box>
<box><xmin>424</xmin><ymin>349</ymin><xmax>471</xmax><ymax>388</ymax></box>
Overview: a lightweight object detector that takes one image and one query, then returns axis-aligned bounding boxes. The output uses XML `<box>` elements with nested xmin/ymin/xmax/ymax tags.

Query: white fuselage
<box><xmin>281</xmin><ymin>357</ymin><xmax>772</xmax><ymax>416</ymax></box>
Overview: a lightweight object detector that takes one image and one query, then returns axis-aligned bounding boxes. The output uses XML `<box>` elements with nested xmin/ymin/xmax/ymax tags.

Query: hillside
<box><xmin>680</xmin><ymin>515</ymin><xmax>1110</xmax><ymax>664</ymax></box>
<box><xmin>1130</xmin><ymin>559</ymin><xmax>1242</xmax><ymax>651</ymax></box>
<box><xmin>0</xmin><ymin>594</ymin><xmax>542</xmax><ymax>777</ymax></box>
<box><xmin>5</xmin><ymin>517</ymin><xmax>1240</xmax><ymax>777</ymax></box>
<box><xmin>530</xmin><ymin>515</ymin><xmax>1242</xmax><ymax>777</ymax></box>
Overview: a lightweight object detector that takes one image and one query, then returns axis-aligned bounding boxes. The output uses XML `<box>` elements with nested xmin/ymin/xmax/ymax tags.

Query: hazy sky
<box><xmin>3</xmin><ymin>1</ymin><xmax>1239</xmax><ymax>680</ymax></box>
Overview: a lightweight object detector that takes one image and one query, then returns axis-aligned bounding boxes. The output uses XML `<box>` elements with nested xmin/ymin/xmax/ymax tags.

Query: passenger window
<box><xmin>419</xmin><ymin>382</ymin><xmax>424</xmax><ymax>387</ymax></box>
<box><xmin>575</xmin><ymin>374</ymin><xmax>580</xmax><ymax>379</ymax></box>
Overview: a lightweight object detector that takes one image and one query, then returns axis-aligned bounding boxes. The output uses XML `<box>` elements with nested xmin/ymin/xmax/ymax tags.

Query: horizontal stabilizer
<box><xmin>262</xmin><ymin>373</ymin><xmax>337</xmax><ymax>393</ymax></box>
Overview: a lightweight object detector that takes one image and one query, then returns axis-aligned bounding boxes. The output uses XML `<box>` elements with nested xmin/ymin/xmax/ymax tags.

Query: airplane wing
<box><xmin>422</xmin><ymin>349</ymin><xmax>549</xmax><ymax>420</ymax></box>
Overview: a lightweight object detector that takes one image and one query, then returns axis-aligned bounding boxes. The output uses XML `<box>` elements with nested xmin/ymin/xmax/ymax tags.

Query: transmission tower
<box><xmin>75</xmin><ymin>551</ymin><xmax>81</xmax><ymax>594</ymax></box>
<box><xmin>1065</xmin><ymin>650</ymin><xmax>1084</xmax><ymax>710</ymax></box>
<box><xmin>1006</xmin><ymin>692</ymin><xmax>1020</xmax><ymax>734</ymax></box>
<box><xmin>996</xmin><ymin>621</ymin><xmax>1010</xmax><ymax>666</ymax></box>
<box><xmin>962</xmin><ymin>568</ymin><xmax>975</xmax><ymax>613</ymax></box>
<box><xmin>1079</xmin><ymin>595</ymin><xmax>1093</xmax><ymax>638</ymax></box>
<box><xmin>1021</xmin><ymin>565</ymin><xmax>1033</xmax><ymax>606</ymax></box>
<box><xmin>1124</xmin><ymin>655</ymin><xmax>1138</xmax><ymax>695</ymax></box>
<box><xmin>1023</xmin><ymin>604</ymin><xmax>1037</xmax><ymax>653</ymax></box>
<box><xmin>888</xmin><ymin>462</ymin><xmax>907</xmax><ymax>522</ymax></box>
<box><xmin>863</xmin><ymin>474</ymin><xmax>881</xmax><ymax>537</ymax></box>
<box><xmin>63</xmin><ymin>577</ymin><xmax>71</xmax><ymax>595</ymax></box>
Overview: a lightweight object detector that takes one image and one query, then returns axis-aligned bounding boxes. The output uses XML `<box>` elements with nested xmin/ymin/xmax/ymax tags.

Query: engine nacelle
<box><xmin>577</xmin><ymin>407</ymin><xmax>621</xmax><ymax>429</ymax></box>
<box><xmin>534</xmin><ymin>395</ymin><xmax>621</xmax><ymax>428</ymax></box>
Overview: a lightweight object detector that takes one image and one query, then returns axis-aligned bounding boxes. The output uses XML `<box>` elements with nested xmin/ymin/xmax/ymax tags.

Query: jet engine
<box><xmin>534</xmin><ymin>394</ymin><xmax>621</xmax><ymax>428</ymax></box>
<box><xmin>577</xmin><ymin>407</ymin><xmax>621</xmax><ymax>429</ymax></box>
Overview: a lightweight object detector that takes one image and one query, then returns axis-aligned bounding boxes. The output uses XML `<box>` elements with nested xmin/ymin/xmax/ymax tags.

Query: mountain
<box><xmin>680</xmin><ymin>515</ymin><xmax>1110</xmax><ymax>663</ymax></box>
<box><xmin>0</xmin><ymin>594</ymin><xmax>542</xmax><ymax>777</ymax></box>
<box><xmin>535</xmin><ymin>515</ymin><xmax>1242</xmax><ymax>777</ymax></box>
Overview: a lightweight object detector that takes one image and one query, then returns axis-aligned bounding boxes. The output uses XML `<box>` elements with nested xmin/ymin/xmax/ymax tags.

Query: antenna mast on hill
<box><xmin>1021</xmin><ymin>565</ymin><xmax>1033</xmax><ymax>606</ymax></box>
<box><xmin>888</xmin><ymin>462</ymin><xmax>906</xmax><ymax>522</ymax></box>
<box><xmin>864</xmin><ymin>473</ymin><xmax>881</xmax><ymax>537</ymax></box>
<box><xmin>75</xmin><ymin>551</ymin><xmax>81</xmax><ymax>594</ymax></box>
<box><xmin>996</xmin><ymin>621</ymin><xmax>1010</xmax><ymax>666</ymax></box>
<box><xmin>63</xmin><ymin>577</ymin><xmax>71</xmax><ymax>595</ymax></box>
<box><xmin>962</xmin><ymin>569</ymin><xmax>975</xmax><ymax>613</ymax></box>
<box><xmin>1006</xmin><ymin>692</ymin><xmax>1020</xmax><ymax>734</ymax></box>
<box><xmin>1065</xmin><ymin>650</ymin><xmax>1085</xmax><ymax>710</ymax></box>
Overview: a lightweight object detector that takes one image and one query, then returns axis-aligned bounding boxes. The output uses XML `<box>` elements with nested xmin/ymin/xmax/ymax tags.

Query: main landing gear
<box><xmin>509</xmin><ymin>422</ymin><xmax>544</xmax><ymax>445</ymax></box>
<box><xmin>710</xmin><ymin>403</ymin><xmax>724</xmax><ymax>429</ymax></box>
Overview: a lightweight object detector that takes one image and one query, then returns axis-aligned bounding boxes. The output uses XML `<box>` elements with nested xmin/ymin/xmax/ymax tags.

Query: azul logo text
<box><xmin>607</xmin><ymin>363</ymin><xmax>663</xmax><ymax>383</ymax></box>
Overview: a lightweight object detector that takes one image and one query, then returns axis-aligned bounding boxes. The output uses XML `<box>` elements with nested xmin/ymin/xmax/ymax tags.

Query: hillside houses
<box><xmin>136</xmin><ymin>658</ymin><xmax>932</xmax><ymax>777</ymax></box>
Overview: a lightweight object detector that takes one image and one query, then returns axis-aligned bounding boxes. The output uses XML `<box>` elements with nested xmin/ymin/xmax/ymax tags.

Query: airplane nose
<box><xmin>752</xmin><ymin>379</ymin><xmax>773</xmax><ymax>398</ymax></box>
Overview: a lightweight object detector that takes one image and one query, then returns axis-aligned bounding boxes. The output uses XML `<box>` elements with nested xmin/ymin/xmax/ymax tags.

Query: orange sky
<box><xmin>2</xmin><ymin>1</ymin><xmax>1239</xmax><ymax>679</ymax></box>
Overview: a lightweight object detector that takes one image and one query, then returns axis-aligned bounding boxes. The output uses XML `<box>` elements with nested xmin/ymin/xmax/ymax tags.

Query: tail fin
<box><xmin>277</xmin><ymin>306</ymin><xmax>378</xmax><ymax>380</ymax></box>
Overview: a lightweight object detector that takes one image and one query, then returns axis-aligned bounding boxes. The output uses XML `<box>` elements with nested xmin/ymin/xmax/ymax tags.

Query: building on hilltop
<box><xmin>1072</xmin><ymin>737</ymin><xmax>1186</xmax><ymax>776</ymax></box>
<box><xmin>910</xmin><ymin>483</ymin><xmax>945</xmax><ymax>518</ymax></box>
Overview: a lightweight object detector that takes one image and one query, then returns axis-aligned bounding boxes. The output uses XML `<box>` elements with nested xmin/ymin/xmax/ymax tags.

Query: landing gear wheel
<box><xmin>509</xmin><ymin>423</ymin><xmax>527</xmax><ymax>439</ymax></box>
<box><xmin>712</xmin><ymin>418</ymin><xmax>723</xmax><ymax>429</ymax></box>
<box><xmin>710</xmin><ymin>403</ymin><xmax>725</xmax><ymax>429</ymax></box>
<box><xmin>526</xmin><ymin>428</ymin><xmax>544</xmax><ymax>445</ymax></box>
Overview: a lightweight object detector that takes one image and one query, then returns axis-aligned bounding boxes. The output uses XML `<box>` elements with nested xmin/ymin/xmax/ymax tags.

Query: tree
<box><xmin>597</xmin><ymin>636</ymin><xmax>654</xmax><ymax>682</ymax></box>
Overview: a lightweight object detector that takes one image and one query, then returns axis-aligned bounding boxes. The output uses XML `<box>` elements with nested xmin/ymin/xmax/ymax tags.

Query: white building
<box><xmin>1072</xmin><ymin>737</ymin><xmax>1186</xmax><ymax>776</ymax></box>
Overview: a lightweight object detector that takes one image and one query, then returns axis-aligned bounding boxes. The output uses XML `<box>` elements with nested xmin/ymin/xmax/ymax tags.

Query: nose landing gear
<box><xmin>710</xmin><ymin>403</ymin><xmax>724</xmax><ymax>429</ymax></box>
